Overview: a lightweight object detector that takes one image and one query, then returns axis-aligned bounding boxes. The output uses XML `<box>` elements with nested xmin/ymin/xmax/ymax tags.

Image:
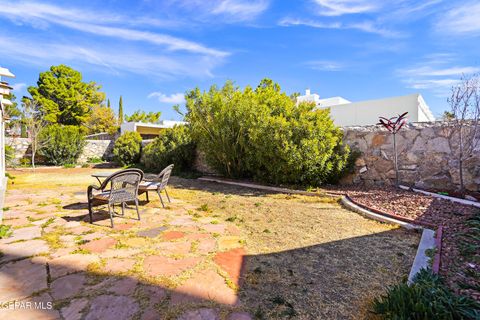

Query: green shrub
<box><xmin>372</xmin><ymin>269</ymin><xmax>480</xmax><ymax>319</ymax></box>
<box><xmin>142</xmin><ymin>125</ymin><xmax>195</xmax><ymax>173</ymax></box>
<box><xmin>185</xmin><ymin>79</ymin><xmax>351</xmax><ymax>186</ymax></box>
<box><xmin>39</xmin><ymin>124</ymin><xmax>86</xmax><ymax>165</ymax></box>
<box><xmin>113</xmin><ymin>131</ymin><xmax>142</xmax><ymax>166</ymax></box>
<box><xmin>5</xmin><ymin>145</ymin><xmax>14</xmax><ymax>166</ymax></box>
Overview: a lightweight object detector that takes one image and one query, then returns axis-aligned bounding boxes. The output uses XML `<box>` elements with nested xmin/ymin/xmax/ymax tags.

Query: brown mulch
<box><xmin>324</xmin><ymin>185</ymin><xmax>480</xmax><ymax>303</ymax></box>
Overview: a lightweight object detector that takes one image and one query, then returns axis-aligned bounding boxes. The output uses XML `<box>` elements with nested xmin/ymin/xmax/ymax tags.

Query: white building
<box><xmin>0</xmin><ymin>66</ymin><xmax>15</xmax><ymax>221</ymax></box>
<box><xmin>120</xmin><ymin>120</ymin><xmax>187</xmax><ymax>139</ymax></box>
<box><xmin>297</xmin><ymin>89</ymin><xmax>435</xmax><ymax>127</ymax></box>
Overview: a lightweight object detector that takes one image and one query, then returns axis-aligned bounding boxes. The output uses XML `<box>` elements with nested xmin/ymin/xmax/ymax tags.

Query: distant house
<box><xmin>120</xmin><ymin>120</ymin><xmax>187</xmax><ymax>139</ymax></box>
<box><xmin>297</xmin><ymin>89</ymin><xmax>435</xmax><ymax>126</ymax></box>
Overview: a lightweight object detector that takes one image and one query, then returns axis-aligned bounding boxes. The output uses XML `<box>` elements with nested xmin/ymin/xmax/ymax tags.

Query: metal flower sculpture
<box><xmin>378</xmin><ymin>112</ymin><xmax>408</xmax><ymax>188</ymax></box>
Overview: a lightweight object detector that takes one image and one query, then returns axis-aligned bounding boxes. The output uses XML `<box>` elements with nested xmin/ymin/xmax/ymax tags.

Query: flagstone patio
<box><xmin>0</xmin><ymin>168</ymin><xmax>420</xmax><ymax>319</ymax></box>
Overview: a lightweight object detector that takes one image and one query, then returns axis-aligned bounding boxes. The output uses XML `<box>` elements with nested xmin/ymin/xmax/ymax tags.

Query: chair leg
<box><xmin>135</xmin><ymin>199</ymin><xmax>141</xmax><ymax>220</ymax></box>
<box><xmin>107</xmin><ymin>203</ymin><xmax>114</xmax><ymax>228</ymax></box>
<box><xmin>88</xmin><ymin>200</ymin><xmax>93</xmax><ymax>224</ymax></box>
<box><xmin>121</xmin><ymin>202</ymin><xmax>125</xmax><ymax>216</ymax></box>
<box><xmin>164</xmin><ymin>188</ymin><xmax>171</xmax><ymax>203</ymax></box>
<box><xmin>146</xmin><ymin>191</ymin><xmax>149</xmax><ymax>202</ymax></box>
<box><xmin>157</xmin><ymin>190</ymin><xmax>165</xmax><ymax>208</ymax></box>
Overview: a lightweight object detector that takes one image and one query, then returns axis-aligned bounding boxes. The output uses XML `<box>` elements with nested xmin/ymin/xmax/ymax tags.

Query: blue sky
<box><xmin>1</xmin><ymin>0</ymin><xmax>479</xmax><ymax>120</ymax></box>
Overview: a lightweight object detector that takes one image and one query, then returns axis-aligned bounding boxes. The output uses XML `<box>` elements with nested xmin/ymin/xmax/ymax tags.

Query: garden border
<box><xmin>399</xmin><ymin>185</ymin><xmax>480</xmax><ymax>208</ymax></box>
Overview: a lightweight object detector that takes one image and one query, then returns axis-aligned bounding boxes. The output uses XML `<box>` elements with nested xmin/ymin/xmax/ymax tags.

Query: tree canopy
<box><xmin>125</xmin><ymin>110</ymin><xmax>162</xmax><ymax>123</ymax></box>
<box><xmin>27</xmin><ymin>64</ymin><xmax>105</xmax><ymax>126</ymax></box>
<box><xmin>85</xmin><ymin>105</ymin><xmax>118</xmax><ymax>135</ymax></box>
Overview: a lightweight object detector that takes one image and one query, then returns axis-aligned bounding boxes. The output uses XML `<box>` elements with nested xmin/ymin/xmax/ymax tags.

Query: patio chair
<box><xmin>138</xmin><ymin>164</ymin><xmax>174</xmax><ymax>208</ymax></box>
<box><xmin>87</xmin><ymin>168</ymin><xmax>144</xmax><ymax>228</ymax></box>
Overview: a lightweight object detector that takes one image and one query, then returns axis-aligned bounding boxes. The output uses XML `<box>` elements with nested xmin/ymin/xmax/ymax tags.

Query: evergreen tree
<box><xmin>118</xmin><ymin>96</ymin><xmax>124</xmax><ymax>125</ymax></box>
<box><xmin>107</xmin><ymin>98</ymin><xmax>111</xmax><ymax>109</ymax></box>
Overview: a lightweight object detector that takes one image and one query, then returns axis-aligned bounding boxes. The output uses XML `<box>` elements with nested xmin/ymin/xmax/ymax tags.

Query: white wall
<box><xmin>320</xmin><ymin>94</ymin><xmax>434</xmax><ymax>127</ymax></box>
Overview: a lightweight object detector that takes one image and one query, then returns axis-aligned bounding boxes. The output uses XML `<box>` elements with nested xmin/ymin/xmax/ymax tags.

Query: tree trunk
<box><xmin>459</xmin><ymin>159</ymin><xmax>464</xmax><ymax>195</ymax></box>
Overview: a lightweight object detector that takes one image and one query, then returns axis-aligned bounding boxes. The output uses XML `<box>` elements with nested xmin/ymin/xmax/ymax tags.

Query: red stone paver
<box><xmin>49</xmin><ymin>254</ymin><xmax>100</xmax><ymax>279</ymax></box>
<box><xmin>178</xmin><ymin>308</ymin><xmax>219</xmax><ymax>320</ymax></box>
<box><xmin>1</xmin><ymin>225</ymin><xmax>41</xmax><ymax>243</ymax></box>
<box><xmin>104</xmin><ymin>258</ymin><xmax>136</xmax><ymax>273</ymax></box>
<box><xmin>85</xmin><ymin>295</ymin><xmax>139</xmax><ymax>320</ymax></box>
<box><xmin>0</xmin><ymin>258</ymin><xmax>48</xmax><ymax>301</ymax></box>
<box><xmin>61</xmin><ymin>298</ymin><xmax>88</xmax><ymax>320</ymax></box>
<box><xmin>214</xmin><ymin>248</ymin><xmax>246</xmax><ymax>286</ymax></box>
<box><xmin>143</xmin><ymin>255</ymin><xmax>201</xmax><ymax>277</ymax></box>
<box><xmin>69</xmin><ymin>225</ymin><xmax>92</xmax><ymax>235</ymax></box>
<box><xmin>185</xmin><ymin>233</ymin><xmax>211</xmax><ymax>241</ymax></box>
<box><xmin>228</xmin><ymin>312</ymin><xmax>253</xmax><ymax>320</ymax></box>
<box><xmin>51</xmin><ymin>273</ymin><xmax>86</xmax><ymax>300</ymax></box>
<box><xmin>202</xmin><ymin>224</ymin><xmax>227</xmax><ymax>234</ymax></box>
<box><xmin>155</xmin><ymin>241</ymin><xmax>191</xmax><ymax>254</ymax></box>
<box><xmin>162</xmin><ymin>231</ymin><xmax>185</xmax><ymax>240</ymax></box>
<box><xmin>171</xmin><ymin>269</ymin><xmax>238</xmax><ymax>305</ymax></box>
<box><xmin>226</xmin><ymin>225</ymin><xmax>241</xmax><ymax>236</ymax></box>
<box><xmin>197</xmin><ymin>238</ymin><xmax>216</xmax><ymax>254</ymax></box>
<box><xmin>0</xmin><ymin>239</ymin><xmax>49</xmax><ymax>263</ymax></box>
<box><xmin>113</xmin><ymin>223</ymin><xmax>136</xmax><ymax>231</ymax></box>
<box><xmin>80</xmin><ymin>237</ymin><xmax>117</xmax><ymax>253</ymax></box>
<box><xmin>108</xmin><ymin>278</ymin><xmax>138</xmax><ymax>295</ymax></box>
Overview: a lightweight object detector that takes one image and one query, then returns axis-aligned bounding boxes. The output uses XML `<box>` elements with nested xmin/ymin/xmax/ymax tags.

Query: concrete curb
<box><xmin>399</xmin><ymin>185</ymin><xmax>480</xmax><ymax>208</ymax></box>
<box><xmin>408</xmin><ymin>228</ymin><xmax>436</xmax><ymax>284</ymax></box>
<box><xmin>340</xmin><ymin>196</ymin><xmax>422</xmax><ymax>230</ymax></box>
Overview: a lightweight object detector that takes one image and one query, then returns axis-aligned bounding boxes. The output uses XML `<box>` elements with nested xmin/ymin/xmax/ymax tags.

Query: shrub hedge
<box><xmin>184</xmin><ymin>78</ymin><xmax>351</xmax><ymax>186</ymax></box>
<box><xmin>113</xmin><ymin>131</ymin><xmax>142</xmax><ymax>166</ymax></box>
<box><xmin>142</xmin><ymin>125</ymin><xmax>196</xmax><ymax>173</ymax></box>
<box><xmin>39</xmin><ymin>124</ymin><xmax>85</xmax><ymax>165</ymax></box>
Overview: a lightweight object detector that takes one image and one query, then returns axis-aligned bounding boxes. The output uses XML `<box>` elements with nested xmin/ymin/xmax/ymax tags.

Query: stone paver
<box><xmin>178</xmin><ymin>308</ymin><xmax>219</xmax><ymax>320</ymax></box>
<box><xmin>123</xmin><ymin>237</ymin><xmax>148</xmax><ymax>248</ymax></box>
<box><xmin>82</xmin><ymin>232</ymin><xmax>107</xmax><ymax>241</ymax></box>
<box><xmin>226</xmin><ymin>225</ymin><xmax>241</xmax><ymax>236</ymax></box>
<box><xmin>140</xmin><ymin>284</ymin><xmax>167</xmax><ymax>304</ymax></box>
<box><xmin>171</xmin><ymin>269</ymin><xmax>238</xmax><ymax>305</ymax></box>
<box><xmin>197</xmin><ymin>238</ymin><xmax>216</xmax><ymax>254</ymax></box>
<box><xmin>140</xmin><ymin>307</ymin><xmax>161</xmax><ymax>320</ymax></box>
<box><xmin>1</xmin><ymin>225</ymin><xmax>41</xmax><ymax>243</ymax></box>
<box><xmin>0</xmin><ymin>258</ymin><xmax>48</xmax><ymax>301</ymax></box>
<box><xmin>104</xmin><ymin>258</ymin><xmax>136</xmax><ymax>273</ymax></box>
<box><xmin>64</xmin><ymin>221</ymin><xmax>81</xmax><ymax>229</ymax></box>
<box><xmin>100</xmin><ymin>248</ymin><xmax>141</xmax><ymax>259</ymax></box>
<box><xmin>214</xmin><ymin>248</ymin><xmax>246</xmax><ymax>286</ymax></box>
<box><xmin>155</xmin><ymin>241</ymin><xmax>191</xmax><ymax>254</ymax></box>
<box><xmin>108</xmin><ymin>278</ymin><xmax>138</xmax><ymax>295</ymax></box>
<box><xmin>85</xmin><ymin>295</ymin><xmax>139</xmax><ymax>320</ymax></box>
<box><xmin>143</xmin><ymin>256</ymin><xmax>201</xmax><ymax>277</ymax></box>
<box><xmin>113</xmin><ymin>223</ymin><xmax>136</xmax><ymax>231</ymax></box>
<box><xmin>218</xmin><ymin>236</ymin><xmax>242</xmax><ymax>251</ymax></box>
<box><xmin>49</xmin><ymin>254</ymin><xmax>100</xmax><ymax>279</ymax></box>
<box><xmin>80</xmin><ymin>237</ymin><xmax>117</xmax><ymax>253</ymax></box>
<box><xmin>162</xmin><ymin>231</ymin><xmax>185</xmax><ymax>241</ymax></box>
<box><xmin>61</xmin><ymin>298</ymin><xmax>88</xmax><ymax>320</ymax></box>
<box><xmin>202</xmin><ymin>224</ymin><xmax>227</xmax><ymax>234</ymax></box>
<box><xmin>69</xmin><ymin>225</ymin><xmax>93</xmax><ymax>235</ymax></box>
<box><xmin>0</xmin><ymin>239</ymin><xmax>49</xmax><ymax>263</ymax></box>
<box><xmin>51</xmin><ymin>273</ymin><xmax>86</xmax><ymax>300</ymax></box>
<box><xmin>228</xmin><ymin>312</ymin><xmax>253</xmax><ymax>320</ymax></box>
<box><xmin>137</xmin><ymin>226</ymin><xmax>167</xmax><ymax>238</ymax></box>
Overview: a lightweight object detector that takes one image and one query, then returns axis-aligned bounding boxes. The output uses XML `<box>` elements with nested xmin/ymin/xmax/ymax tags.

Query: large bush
<box><xmin>39</xmin><ymin>124</ymin><xmax>86</xmax><ymax>165</ymax></box>
<box><xmin>184</xmin><ymin>79</ymin><xmax>350</xmax><ymax>186</ymax></box>
<box><xmin>372</xmin><ymin>269</ymin><xmax>480</xmax><ymax>319</ymax></box>
<box><xmin>113</xmin><ymin>131</ymin><xmax>142</xmax><ymax>166</ymax></box>
<box><xmin>142</xmin><ymin>125</ymin><xmax>195</xmax><ymax>173</ymax></box>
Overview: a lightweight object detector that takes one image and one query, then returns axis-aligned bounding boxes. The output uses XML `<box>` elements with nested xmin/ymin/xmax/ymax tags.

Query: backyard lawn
<box><xmin>0</xmin><ymin>167</ymin><xmax>420</xmax><ymax>319</ymax></box>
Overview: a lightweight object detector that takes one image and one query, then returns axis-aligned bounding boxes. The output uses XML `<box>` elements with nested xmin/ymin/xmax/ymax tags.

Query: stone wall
<box><xmin>6</xmin><ymin>137</ymin><xmax>114</xmax><ymax>165</ymax></box>
<box><xmin>342</xmin><ymin>122</ymin><xmax>480</xmax><ymax>192</ymax></box>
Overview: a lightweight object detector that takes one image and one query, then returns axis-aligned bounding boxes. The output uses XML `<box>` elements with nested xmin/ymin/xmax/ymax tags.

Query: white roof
<box><xmin>0</xmin><ymin>67</ymin><xmax>15</xmax><ymax>78</ymax></box>
<box><xmin>317</xmin><ymin>96</ymin><xmax>351</xmax><ymax>107</ymax></box>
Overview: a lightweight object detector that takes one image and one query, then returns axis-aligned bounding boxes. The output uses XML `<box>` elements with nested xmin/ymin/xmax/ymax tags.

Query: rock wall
<box><xmin>342</xmin><ymin>122</ymin><xmax>480</xmax><ymax>192</ymax></box>
<box><xmin>6</xmin><ymin>137</ymin><xmax>114</xmax><ymax>165</ymax></box>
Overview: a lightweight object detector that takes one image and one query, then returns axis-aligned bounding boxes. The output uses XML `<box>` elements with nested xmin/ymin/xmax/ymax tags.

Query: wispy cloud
<box><xmin>397</xmin><ymin>54</ymin><xmax>480</xmax><ymax>96</ymax></box>
<box><xmin>279</xmin><ymin>17</ymin><xmax>402</xmax><ymax>38</ymax></box>
<box><xmin>312</xmin><ymin>0</ymin><xmax>382</xmax><ymax>16</ymax></box>
<box><xmin>0</xmin><ymin>1</ymin><xmax>228</xmax><ymax>57</ymax></box>
<box><xmin>0</xmin><ymin>35</ymin><xmax>222</xmax><ymax>79</ymax></box>
<box><xmin>305</xmin><ymin>60</ymin><xmax>345</xmax><ymax>71</ymax></box>
<box><xmin>11</xmin><ymin>83</ymin><xmax>26</xmax><ymax>92</ymax></box>
<box><xmin>167</xmin><ymin>0</ymin><xmax>269</xmax><ymax>22</ymax></box>
<box><xmin>436</xmin><ymin>1</ymin><xmax>480</xmax><ymax>35</ymax></box>
<box><xmin>148</xmin><ymin>92</ymin><xmax>186</xmax><ymax>104</ymax></box>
